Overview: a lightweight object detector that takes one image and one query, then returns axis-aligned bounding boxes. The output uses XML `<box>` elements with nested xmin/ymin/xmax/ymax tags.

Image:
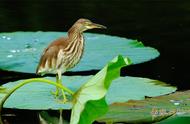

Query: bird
<box><xmin>36</xmin><ymin>18</ymin><xmax>106</xmax><ymax>102</ymax></box>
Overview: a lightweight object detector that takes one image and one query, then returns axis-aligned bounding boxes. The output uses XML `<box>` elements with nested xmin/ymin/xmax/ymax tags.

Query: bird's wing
<box><xmin>36</xmin><ymin>46</ymin><xmax>59</xmax><ymax>74</ymax></box>
<box><xmin>36</xmin><ymin>37</ymin><xmax>69</xmax><ymax>74</ymax></box>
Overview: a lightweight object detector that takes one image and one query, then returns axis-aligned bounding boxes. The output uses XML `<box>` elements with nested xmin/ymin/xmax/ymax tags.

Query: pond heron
<box><xmin>36</xmin><ymin>18</ymin><xmax>106</xmax><ymax>102</ymax></box>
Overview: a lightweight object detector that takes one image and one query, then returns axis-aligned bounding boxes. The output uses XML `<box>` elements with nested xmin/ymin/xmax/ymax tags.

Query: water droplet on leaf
<box><xmin>6</xmin><ymin>37</ymin><xmax>11</xmax><ymax>40</ymax></box>
<box><xmin>7</xmin><ymin>55</ymin><xmax>13</xmax><ymax>58</ymax></box>
<box><xmin>170</xmin><ymin>99</ymin><xmax>183</xmax><ymax>106</ymax></box>
<box><xmin>10</xmin><ymin>50</ymin><xmax>17</xmax><ymax>53</ymax></box>
<box><xmin>174</xmin><ymin>102</ymin><xmax>180</xmax><ymax>105</ymax></box>
<box><xmin>2</xmin><ymin>36</ymin><xmax>6</xmax><ymax>39</ymax></box>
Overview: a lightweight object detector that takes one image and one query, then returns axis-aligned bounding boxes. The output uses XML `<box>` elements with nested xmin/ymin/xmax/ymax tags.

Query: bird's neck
<box><xmin>68</xmin><ymin>26</ymin><xmax>83</xmax><ymax>42</ymax></box>
<box><xmin>64</xmin><ymin>27</ymin><xmax>84</xmax><ymax>56</ymax></box>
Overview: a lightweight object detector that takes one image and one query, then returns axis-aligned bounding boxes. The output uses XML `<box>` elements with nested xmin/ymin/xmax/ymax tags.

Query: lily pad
<box><xmin>97</xmin><ymin>91</ymin><xmax>190</xmax><ymax>123</ymax></box>
<box><xmin>0</xmin><ymin>31</ymin><xmax>159</xmax><ymax>73</ymax></box>
<box><xmin>0</xmin><ymin>76</ymin><xmax>175</xmax><ymax>110</ymax></box>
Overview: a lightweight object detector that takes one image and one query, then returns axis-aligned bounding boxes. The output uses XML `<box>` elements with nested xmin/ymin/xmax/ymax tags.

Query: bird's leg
<box><xmin>57</xmin><ymin>70</ymin><xmax>68</xmax><ymax>103</ymax></box>
<box><xmin>51</xmin><ymin>74</ymin><xmax>60</xmax><ymax>96</ymax></box>
<box><xmin>55</xmin><ymin>74</ymin><xmax>60</xmax><ymax>96</ymax></box>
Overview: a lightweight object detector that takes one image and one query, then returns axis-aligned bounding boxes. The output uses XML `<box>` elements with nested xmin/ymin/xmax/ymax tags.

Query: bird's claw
<box><xmin>51</xmin><ymin>89</ymin><xmax>68</xmax><ymax>103</ymax></box>
<box><xmin>62</xmin><ymin>97</ymin><xmax>68</xmax><ymax>103</ymax></box>
<box><xmin>55</xmin><ymin>97</ymin><xmax>68</xmax><ymax>104</ymax></box>
<box><xmin>51</xmin><ymin>90</ymin><xmax>59</xmax><ymax>97</ymax></box>
<box><xmin>61</xmin><ymin>89</ymin><xmax>68</xmax><ymax>103</ymax></box>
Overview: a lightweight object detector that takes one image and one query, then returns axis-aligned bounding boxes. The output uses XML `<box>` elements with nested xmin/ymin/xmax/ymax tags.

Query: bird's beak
<box><xmin>88</xmin><ymin>23</ymin><xmax>107</xmax><ymax>29</ymax></box>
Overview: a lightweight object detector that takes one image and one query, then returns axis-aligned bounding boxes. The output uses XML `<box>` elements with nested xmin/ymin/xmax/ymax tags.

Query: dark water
<box><xmin>0</xmin><ymin>0</ymin><xmax>190</xmax><ymax>123</ymax></box>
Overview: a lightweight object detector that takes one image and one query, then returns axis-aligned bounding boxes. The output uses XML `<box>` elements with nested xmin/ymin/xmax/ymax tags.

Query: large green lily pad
<box><xmin>0</xmin><ymin>32</ymin><xmax>159</xmax><ymax>73</ymax></box>
<box><xmin>97</xmin><ymin>91</ymin><xmax>190</xmax><ymax>123</ymax></box>
<box><xmin>0</xmin><ymin>76</ymin><xmax>175</xmax><ymax>110</ymax></box>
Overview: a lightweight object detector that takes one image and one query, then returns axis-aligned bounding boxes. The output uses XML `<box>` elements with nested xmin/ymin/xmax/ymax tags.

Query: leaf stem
<box><xmin>0</xmin><ymin>78</ymin><xmax>74</xmax><ymax>124</ymax></box>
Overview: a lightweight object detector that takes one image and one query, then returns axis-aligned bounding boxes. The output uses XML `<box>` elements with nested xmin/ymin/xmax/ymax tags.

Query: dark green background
<box><xmin>0</xmin><ymin>0</ymin><xmax>189</xmax><ymax>89</ymax></box>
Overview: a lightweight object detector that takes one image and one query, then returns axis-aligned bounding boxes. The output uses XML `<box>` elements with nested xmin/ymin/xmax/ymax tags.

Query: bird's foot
<box><xmin>62</xmin><ymin>97</ymin><xmax>68</xmax><ymax>103</ymax></box>
<box><xmin>51</xmin><ymin>89</ymin><xmax>68</xmax><ymax>103</ymax></box>
<box><xmin>61</xmin><ymin>89</ymin><xmax>68</xmax><ymax>103</ymax></box>
<box><xmin>51</xmin><ymin>89</ymin><xmax>60</xmax><ymax>97</ymax></box>
<box><xmin>55</xmin><ymin>97</ymin><xmax>68</xmax><ymax>104</ymax></box>
<box><xmin>55</xmin><ymin>94</ymin><xmax>68</xmax><ymax>104</ymax></box>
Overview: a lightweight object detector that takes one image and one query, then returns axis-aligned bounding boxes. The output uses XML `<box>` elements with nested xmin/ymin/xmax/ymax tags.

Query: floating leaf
<box><xmin>0</xmin><ymin>76</ymin><xmax>176</xmax><ymax>110</ymax></box>
<box><xmin>157</xmin><ymin>115</ymin><xmax>190</xmax><ymax>124</ymax></box>
<box><xmin>97</xmin><ymin>91</ymin><xmax>190</xmax><ymax>123</ymax></box>
<box><xmin>0</xmin><ymin>32</ymin><xmax>159</xmax><ymax>73</ymax></box>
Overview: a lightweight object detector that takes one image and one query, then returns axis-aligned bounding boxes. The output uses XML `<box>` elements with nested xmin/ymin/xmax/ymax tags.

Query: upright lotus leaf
<box><xmin>0</xmin><ymin>32</ymin><xmax>159</xmax><ymax>73</ymax></box>
<box><xmin>97</xmin><ymin>90</ymin><xmax>190</xmax><ymax>123</ymax></box>
<box><xmin>70</xmin><ymin>55</ymin><xmax>131</xmax><ymax>124</ymax></box>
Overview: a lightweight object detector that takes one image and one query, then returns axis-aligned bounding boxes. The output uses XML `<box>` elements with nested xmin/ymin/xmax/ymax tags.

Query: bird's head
<box><xmin>74</xmin><ymin>18</ymin><xmax>107</xmax><ymax>32</ymax></box>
